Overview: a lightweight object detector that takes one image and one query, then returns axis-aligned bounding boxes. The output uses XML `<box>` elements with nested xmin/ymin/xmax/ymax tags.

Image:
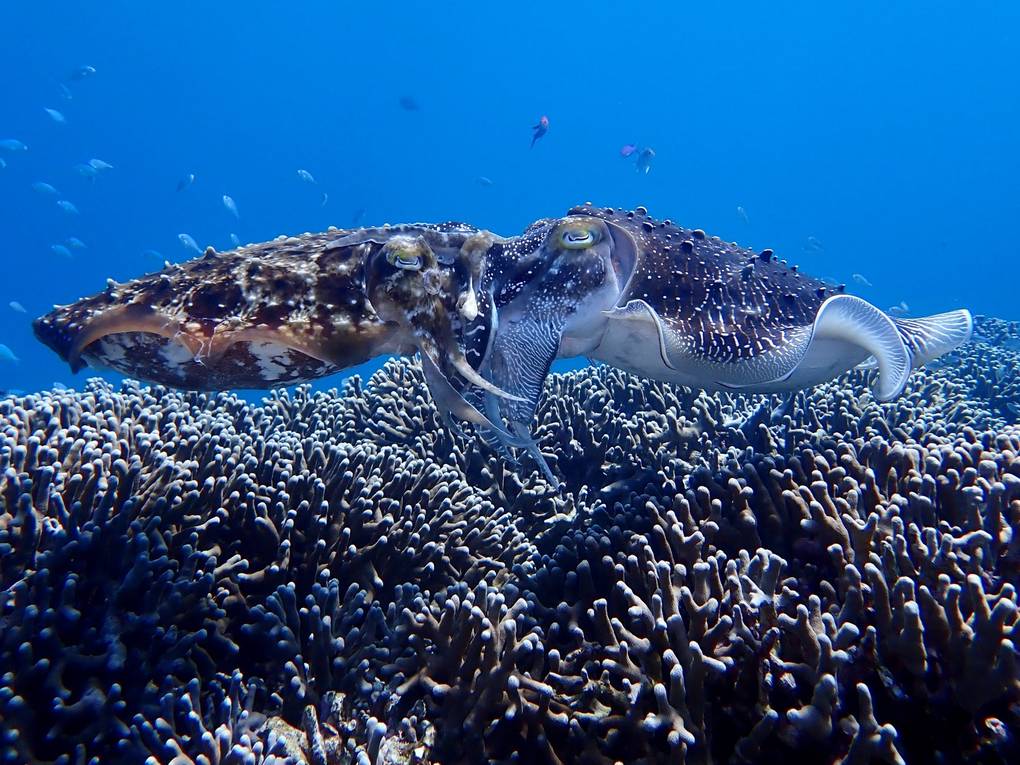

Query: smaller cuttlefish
<box><xmin>34</xmin><ymin>224</ymin><xmax>527</xmax><ymax>444</ymax></box>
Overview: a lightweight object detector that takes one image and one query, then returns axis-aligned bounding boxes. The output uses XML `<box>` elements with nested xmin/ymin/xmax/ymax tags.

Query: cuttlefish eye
<box><xmin>384</xmin><ymin>241</ymin><xmax>425</xmax><ymax>270</ymax></box>
<box><xmin>558</xmin><ymin>223</ymin><xmax>600</xmax><ymax>250</ymax></box>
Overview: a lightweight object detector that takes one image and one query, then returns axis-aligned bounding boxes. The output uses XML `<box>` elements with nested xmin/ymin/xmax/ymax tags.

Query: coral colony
<box><xmin>1</xmin><ymin>317</ymin><xmax>1018</xmax><ymax>763</ymax></box>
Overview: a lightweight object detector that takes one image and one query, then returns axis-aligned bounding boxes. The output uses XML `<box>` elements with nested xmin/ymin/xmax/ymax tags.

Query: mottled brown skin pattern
<box><xmin>34</xmin><ymin>223</ymin><xmax>484</xmax><ymax>390</ymax></box>
<box><xmin>568</xmin><ymin>203</ymin><xmax>846</xmax><ymax>364</ymax></box>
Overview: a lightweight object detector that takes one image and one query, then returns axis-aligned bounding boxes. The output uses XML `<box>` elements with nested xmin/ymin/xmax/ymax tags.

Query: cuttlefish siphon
<box><xmin>474</xmin><ymin>203</ymin><xmax>973</xmax><ymax>481</ymax></box>
<box><xmin>33</xmin><ymin>224</ymin><xmax>529</xmax><ymax>444</ymax></box>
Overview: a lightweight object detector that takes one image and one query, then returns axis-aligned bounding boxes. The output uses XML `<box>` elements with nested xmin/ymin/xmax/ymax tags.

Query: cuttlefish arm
<box><xmin>361</xmin><ymin>231</ymin><xmax>537</xmax><ymax>441</ymax></box>
<box><xmin>474</xmin><ymin>216</ymin><xmax>636</xmax><ymax>485</ymax></box>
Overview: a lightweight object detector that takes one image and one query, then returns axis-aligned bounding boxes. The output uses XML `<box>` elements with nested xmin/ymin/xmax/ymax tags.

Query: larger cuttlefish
<box><xmin>471</xmin><ymin>203</ymin><xmax>973</xmax><ymax>482</ymax></box>
<box><xmin>33</xmin><ymin>224</ymin><xmax>529</xmax><ymax>445</ymax></box>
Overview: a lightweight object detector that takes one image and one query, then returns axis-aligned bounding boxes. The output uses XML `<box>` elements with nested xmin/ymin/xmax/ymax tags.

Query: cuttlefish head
<box><xmin>494</xmin><ymin>215</ymin><xmax>637</xmax><ymax>314</ymax></box>
<box><xmin>477</xmin><ymin>213</ymin><xmax>638</xmax><ymax>482</ymax></box>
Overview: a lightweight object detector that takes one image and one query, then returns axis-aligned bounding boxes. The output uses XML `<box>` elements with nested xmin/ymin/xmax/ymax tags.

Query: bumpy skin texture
<box><xmin>33</xmin><ymin>223</ymin><xmax>488</xmax><ymax>390</ymax></box>
<box><xmin>566</xmin><ymin>203</ymin><xmax>840</xmax><ymax>364</ymax></box>
<box><xmin>2</xmin><ymin>317</ymin><xmax>1018</xmax><ymax>765</ymax></box>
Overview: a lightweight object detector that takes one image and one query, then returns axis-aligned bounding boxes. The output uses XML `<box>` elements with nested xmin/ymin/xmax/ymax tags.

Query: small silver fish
<box><xmin>852</xmin><ymin>273</ymin><xmax>873</xmax><ymax>288</ymax></box>
<box><xmin>58</xmin><ymin>83</ymin><xmax>73</xmax><ymax>101</ymax></box>
<box><xmin>222</xmin><ymin>195</ymin><xmax>239</xmax><ymax>219</ymax></box>
<box><xmin>70</xmin><ymin>65</ymin><xmax>96</xmax><ymax>81</ymax></box>
<box><xmin>51</xmin><ymin>382</ymin><xmax>68</xmax><ymax>391</ymax></box>
<box><xmin>887</xmin><ymin>301</ymin><xmax>910</xmax><ymax>316</ymax></box>
<box><xmin>229</xmin><ymin>233</ymin><xmax>240</xmax><ymax>247</ymax></box>
<box><xmin>178</xmin><ymin>233</ymin><xmax>201</xmax><ymax>254</ymax></box>
<box><xmin>51</xmin><ymin>244</ymin><xmax>73</xmax><ymax>258</ymax></box>
<box><xmin>736</xmin><ymin>205</ymin><xmax>749</xmax><ymax>224</ymax></box>
<box><xmin>89</xmin><ymin>158</ymin><xmax>114</xmax><ymax>171</ymax></box>
<box><xmin>804</xmin><ymin>236</ymin><xmax>825</xmax><ymax>253</ymax></box>
<box><xmin>0</xmin><ymin>344</ymin><xmax>20</xmax><ymax>363</ymax></box>
<box><xmin>74</xmin><ymin>163</ymin><xmax>99</xmax><ymax>180</ymax></box>
<box><xmin>176</xmin><ymin>173</ymin><xmax>197</xmax><ymax>192</ymax></box>
<box><xmin>142</xmin><ymin>249</ymin><xmax>163</xmax><ymax>260</ymax></box>
<box><xmin>297</xmin><ymin>169</ymin><xmax>316</xmax><ymax>184</ymax></box>
<box><xmin>56</xmin><ymin>200</ymin><xmax>79</xmax><ymax>215</ymax></box>
<box><xmin>8</xmin><ymin>301</ymin><xmax>26</xmax><ymax>314</ymax></box>
<box><xmin>32</xmin><ymin>182</ymin><xmax>59</xmax><ymax>196</ymax></box>
<box><xmin>320</xmin><ymin>192</ymin><xmax>328</xmax><ymax>207</ymax></box>
<box><xmin>44</xmin><ymin>108</ymin><xmax>66</xmax><ymax>124</ymax></box>
<box><xmin>0</xmin><ymin>139</ymin><xmax>27</xmax><ymax>152</ymax></box>
<box><xmin>66</xmin><ymin>237</ymin><xmax>86</xmax><ymax>249</ymax></box>
<box><xmin>477</xmin><ymin>176</ymin><xmax>494</xmax><ymax>187</ymax></box>
<box><xmin>0</xmin><ymin>158</ymin><xmax>6</xmax><ymax>170</ymax></box>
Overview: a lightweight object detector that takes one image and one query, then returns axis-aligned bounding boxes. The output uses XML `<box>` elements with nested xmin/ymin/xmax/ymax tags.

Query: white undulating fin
<box><xmin>603</xmin><ymin>299</ymin><xmax>676</xmax><ymax>370</ymax></box>
<box><xmin>893</xmin><ymin>309</ymin><xmax>973</xmax><ymax>369</ymax></box>
<box><xmin>812</xmin><ymin>295</ymin><xmax>910</xmax><ymax>401</ymax></box>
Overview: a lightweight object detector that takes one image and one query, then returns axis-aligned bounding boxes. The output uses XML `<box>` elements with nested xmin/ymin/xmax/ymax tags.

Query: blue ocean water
<box><xmin>1</xmin><ymin>1</ymin><xmax>1017</xmax><ymax>396</ymax></box>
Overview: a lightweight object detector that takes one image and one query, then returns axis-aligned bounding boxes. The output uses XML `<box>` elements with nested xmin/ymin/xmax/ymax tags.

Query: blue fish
<box><xmin>69</xmin><ymin>65</ymin><xmax>96</xmax><ymax>81</ymax></box>
<box><xmin>222</xmin><ymin>194</ymin><xmax>239</xmax><ymax>219</ymax></box>
<box><xmin>74</xmin><ymin>163</ymin><xmax>99</xmax><ymax>180</ymax></box>
<box><xmin>32</xmin><ymin>182</ymin><xmax>59</xmax><ymax>196</ymax></box>
<box><xmin>51</xmin><ymin>244</ymin><xmax>73</xmax><ymax>258</ymax></box>
<box><xmin>0</xmin><ymin>344</ymin><xmax>19</xmax><ymax>363</ymax></box>
<box><xmin>56</xmin><ymin>200</ymin><xmax>79</xmax><ymax>215</ymax></box>
<box><xmin>44</xmin><ymin>108</ymin><xmax>66</xmax><ymax>124</ymax></box>
<box><xmin>178</xmin><ymin>233</ymin><xmax>201</xmax><ymax>254</ymax></box>
<box><xmin>0</xmin><ymin>139</ymin><xmax>27</xmax><ymax>152</ymax></box>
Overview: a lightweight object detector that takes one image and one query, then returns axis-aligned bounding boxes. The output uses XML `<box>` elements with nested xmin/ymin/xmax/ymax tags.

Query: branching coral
<box><xmin>2</xmin><ymin>318</ymin><xmax>1018</xmax><ymax>764</ymax></box>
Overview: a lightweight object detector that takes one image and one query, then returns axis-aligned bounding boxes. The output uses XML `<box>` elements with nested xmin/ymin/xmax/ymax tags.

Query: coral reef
<box><xmin>1</xmin><ymin>316</ymin><xmax>1018</xmax><ymax>764</ymax></box>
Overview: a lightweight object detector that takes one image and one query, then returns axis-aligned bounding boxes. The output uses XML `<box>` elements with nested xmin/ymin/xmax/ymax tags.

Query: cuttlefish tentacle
<box><xmin>419</xmin><ymin>350</ymin><xmax>532</xmax><ymax>449</ymax></box>
<box><xmin>362</xmin><ymin>232</ymin><xmax>532</xmax><ymax>440</ymax></box>
<box><xmin>483</xmin><ymin>312</ymin><xmax>565</xmax><ymax>484</ymax></box>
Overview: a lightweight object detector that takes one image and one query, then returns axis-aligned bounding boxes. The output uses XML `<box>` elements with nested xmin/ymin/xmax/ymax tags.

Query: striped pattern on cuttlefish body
<box><xmin>34</xmin><ymin>223</ymin><xmax>529</xmax><ymax>444</ymax></box>
<box><xmin>472</xmin><ymin>203</ymin><xmax>973</xmax><ymax>482</ymax></box>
